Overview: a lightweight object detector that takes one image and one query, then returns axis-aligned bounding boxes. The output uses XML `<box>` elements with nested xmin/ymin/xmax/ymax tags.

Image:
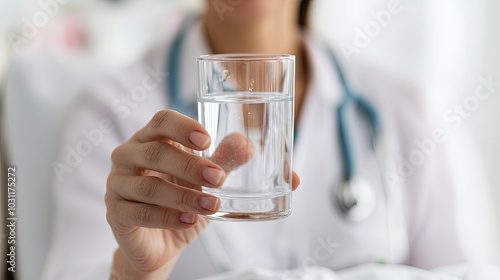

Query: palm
<box><xmin>118</xmin><ymin>218</ymin><xmax>208</xmax><ymax>272</ymax></box>
<box><xmin>115</xmin><ymin>169</ymin><xmax>210</xmax><ymax>273</ymax></box>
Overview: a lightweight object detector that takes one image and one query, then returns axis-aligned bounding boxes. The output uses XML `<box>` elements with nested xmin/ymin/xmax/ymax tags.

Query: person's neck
<box><xmin>203</xmin><ymin>7</ymin><xmax>300</xmax><ymax>55</ymax></box>
<box><xmin>203</xmin><ymin>9</ymin><xmax>309</xmax><ymax>123</ymax></box>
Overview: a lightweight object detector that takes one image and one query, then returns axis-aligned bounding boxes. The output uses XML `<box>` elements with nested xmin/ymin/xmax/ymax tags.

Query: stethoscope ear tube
<box><xmin>336</xmin><ymin>101</ymin><xmax>355</xmax><ymax>180</ymax></box>
<box><xmin>167</xmin><ymin>16</ymin><xmax>198</xmax><ymax>118</ymax></box>
<box><xmin>355</xmin><ymin>95</ymin><xmax>380</xmax><ymax>145</ymax></box>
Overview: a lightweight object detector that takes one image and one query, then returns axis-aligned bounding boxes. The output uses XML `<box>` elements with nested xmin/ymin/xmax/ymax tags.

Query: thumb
<box><xmin>209</xmin><ymin>132</ymin><xmax>255</xmax><ymax>174</ymax></box>
<box><xmin>209</xmin><ymin>132</ymin><xmax>300</xmax><ymax>191</ymax></box>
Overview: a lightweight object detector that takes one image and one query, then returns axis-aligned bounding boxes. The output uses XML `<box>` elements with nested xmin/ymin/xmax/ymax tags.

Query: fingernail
<box><xmin>189</xmin><ymin>131</ymin><xmax>210</xmax><ymax>149</ymax></box>
<box><xmin>180</xmin><ymin>213</ymin><xmax>196</xmax><ymax>224</ymax></box>
<box><xmin>199</xmin><ymin>196</ymin><xmax>220</xmax><ymax>212</ymax></box>
<box><xmin>202</xmin><ymin>168</ymin><xmax>225</xmax><ymax>186</ymax></box>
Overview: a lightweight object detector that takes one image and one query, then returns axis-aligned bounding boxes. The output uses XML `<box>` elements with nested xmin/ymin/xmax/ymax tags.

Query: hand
<box><xmin>105</xmin><ymin>110</ymin><xmax>300</xmax><ymax>279</ymax></box>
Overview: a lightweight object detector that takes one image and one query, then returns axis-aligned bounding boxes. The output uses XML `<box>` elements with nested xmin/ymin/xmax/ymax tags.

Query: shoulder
<box><xmin>67</xmin><ymin>14</ymin><xmax>189</xmax><ymax>140</ymax></box>
<box><xmin>74</xmin><ymin>65</ymin><xmax>168</xmax><ymax>142</ymax></box>
<box><xmin>332</xmin><ymin>42</ymin><xmax>434</xmax><ymax>138</ymax></box>
<box><xmin>303</xmin><ymin>31</ymin><xmax>422</xmax><ymax>108</ymax></box>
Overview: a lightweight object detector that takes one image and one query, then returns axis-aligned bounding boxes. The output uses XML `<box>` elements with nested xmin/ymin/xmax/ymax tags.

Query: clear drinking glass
<box><xmin>197</xmin><ymin>54</ymin><xmax>295</xmax><ymax>221</ymax></box>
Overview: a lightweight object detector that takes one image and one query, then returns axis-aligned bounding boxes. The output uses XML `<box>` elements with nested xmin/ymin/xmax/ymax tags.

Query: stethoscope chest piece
<box><xmin>335</xmin><ymin>176</ymin><xmax>376</xmax><ymax>222</ymax></box>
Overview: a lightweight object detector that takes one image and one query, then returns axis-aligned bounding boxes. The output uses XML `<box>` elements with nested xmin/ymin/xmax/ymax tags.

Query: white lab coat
<box><xmin>41</xmin><ymin>18</ymin><xmax>467</xmax><ymax>280</ymax></box>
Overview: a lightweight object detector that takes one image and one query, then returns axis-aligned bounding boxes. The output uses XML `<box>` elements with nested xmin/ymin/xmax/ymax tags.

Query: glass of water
<box><xmin>197</xmin><ymin>54</ymin><xmax>295</xmax><ymax>221</ymax></box>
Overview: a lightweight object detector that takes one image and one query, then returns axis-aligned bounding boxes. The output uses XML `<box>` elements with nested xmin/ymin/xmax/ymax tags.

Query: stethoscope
<box><xmin>166</xmin><ymin>16</ymin><xmax>380</xmax><ymax>223</ymax></box>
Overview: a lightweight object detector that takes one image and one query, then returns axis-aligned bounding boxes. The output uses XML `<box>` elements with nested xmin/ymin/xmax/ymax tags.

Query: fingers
<box><xmin>144</xmin><ymin>170</ymin><xmax>200</xmax><ymax>191</ymax></box>
<box><xmin>292</xmin><ymin>171</ymin><xmax>300</xmax><ymax>191</ymax></box>
<box><xmin>111</xmin><ymin>132</ymin><xmax>257</xmax><ymax>188</ymax></box>
<box><xmin>108</xmin><ymin>171</ymin><xmax>300</xmax><ymax>231</ymax></box>
<box><xmin>111</xmin><ymin>200</ymin><xmax>199</xmax><ymax>230</ymax></box>
<box><xmin>209</xmin><ymin>133</ymin><xmax>300</xmax><ymax>191</ymax></box>
<box><xmin>134</xmin><ymin>110</ymin><xmax>211</xmax><ymax>150</ymax></box>
<box><xmin>110</xmin><ymin>175</ymin><xmax>220</xmax><ymax>215</ymax></box>
<box><xmin>111</xmin><ymin>141</ymin><xmax>226</xmax><ymax>188</ymax></box>
<box><xmin>107</xmin><ymin>173</ymin><xmax>220</xmax><ymax>231</ymax></box>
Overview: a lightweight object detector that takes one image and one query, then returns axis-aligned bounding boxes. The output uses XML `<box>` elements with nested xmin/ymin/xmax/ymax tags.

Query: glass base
<box><xmin>205</xmin><ymin>209</ymin><xmax>291</xmax><ymax>221</ymax></box>
<box><xmin>204</xmin><ymin>193</ymin><xmax>291</xmax><ymax>221</ymax></box>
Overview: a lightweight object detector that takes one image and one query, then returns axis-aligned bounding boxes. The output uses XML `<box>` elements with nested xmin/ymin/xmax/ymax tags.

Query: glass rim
<box><xmin>197</xmin><ymin>53</ymin><xmax>295</xmax><ymax>62</ymax></box>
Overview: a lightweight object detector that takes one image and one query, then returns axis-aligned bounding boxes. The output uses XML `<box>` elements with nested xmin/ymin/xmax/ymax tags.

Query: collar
<box><xmin>301</xmin><ymin>31</ymin><xmax>344</xmax><ymax>107</ymax></box>
<box><xmin>173</xmin><ymin>17</ymin><xmax>344</xmax><ymax>114</ymax></box>
<box><xmin>164</xmin><ymin>16</ymin><xmax>210</xmax><ymax>118</ymax></box>
<box><xmin>179</xmin><ymin>17</ymin><xmax>211</xmax><ymax>109</ymax></box>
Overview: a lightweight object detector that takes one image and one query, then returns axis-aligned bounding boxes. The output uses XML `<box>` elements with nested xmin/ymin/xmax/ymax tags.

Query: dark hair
<box><xmin>298</xmin><ymin>0</ymin><xmax>311</xmax><ymax>27</ymax></box>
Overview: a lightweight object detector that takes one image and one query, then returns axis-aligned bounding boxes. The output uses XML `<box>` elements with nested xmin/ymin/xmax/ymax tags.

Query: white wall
<box><xmin>480</xmin><ymin>0</ymin><xmax>500</xmax><ymax>206</ymax></box>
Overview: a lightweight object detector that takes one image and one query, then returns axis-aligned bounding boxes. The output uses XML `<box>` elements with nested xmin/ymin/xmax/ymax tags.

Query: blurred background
<box><xmin>0</xmin><ymin>0</ymin><xmax>499</xmax><ymax>279</ymax></box>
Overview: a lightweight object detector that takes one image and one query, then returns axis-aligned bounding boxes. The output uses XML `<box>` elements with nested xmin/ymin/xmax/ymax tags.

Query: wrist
<box><xmin>110</xmin><ymin>249</ymin><xmax>178</xmax><ymax>280</ymax></box>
